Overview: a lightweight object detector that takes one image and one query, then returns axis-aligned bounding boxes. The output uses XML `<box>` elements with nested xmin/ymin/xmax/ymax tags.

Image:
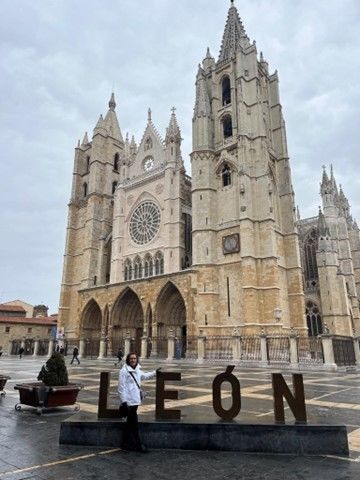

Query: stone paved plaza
<box><xmin>0</xmin><ymin>356</ymin><xmax>360</xmax><ymax>479</ymax></box>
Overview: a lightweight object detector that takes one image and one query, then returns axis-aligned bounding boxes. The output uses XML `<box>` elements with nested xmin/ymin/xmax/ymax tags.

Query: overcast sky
<box><xmin>1</xmin><ymin>0</ymin><xmax>360</xmax><ymax>314</ymax></box>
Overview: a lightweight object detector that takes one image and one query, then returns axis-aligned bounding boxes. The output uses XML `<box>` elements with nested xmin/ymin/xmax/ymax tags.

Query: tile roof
<box><xmin>0</xmin><ymin>304</ymin><xmax>26</xmax><ymax>313</ymax></box>
<box><xmin>0</xmin><ymin>316</ymin><xmax>57</xmax><ymax>326</ymax></box>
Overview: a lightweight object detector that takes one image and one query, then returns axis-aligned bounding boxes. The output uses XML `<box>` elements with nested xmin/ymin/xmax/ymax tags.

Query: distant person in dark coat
<box><xmin>70</xmin><ymin>347</ymin><xmax>80</xmax><ymax>365</ymax></box>
<box><xmin>114</xmin><ymin>347</ymin><xmax>123</xmax><ymax>366</ymax></box>
<box><xmin>18</xmin><ymin>347</ymin><xmax>24</xmax><ymax>359</ymax></box>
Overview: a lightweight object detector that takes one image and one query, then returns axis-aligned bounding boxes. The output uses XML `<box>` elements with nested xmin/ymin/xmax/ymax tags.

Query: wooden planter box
<box><xmin>14</xmin><ymin>382</ymin><xmax>83</xmax><ymax>414</ymax></box>
<box><xmin>0</xmin><ymin>375</ymin><xmax>10</xmax><ymax>396</ymax></box>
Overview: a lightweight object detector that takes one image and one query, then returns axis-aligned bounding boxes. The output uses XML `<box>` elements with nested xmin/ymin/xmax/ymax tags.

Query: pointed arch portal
<box><xmin>155</xmin><ymin>282</ymin><xmax>186</xmax><ymax>337</ymax></box>
<box><xmin>111</xmin><ymin>288</ymin><xmax>144</xmax><ymax>355</ymax></box>
<box><xmin>81</xmin><ymin>299</ymin><xmax>102</xmax><ymax>357</ymax></box>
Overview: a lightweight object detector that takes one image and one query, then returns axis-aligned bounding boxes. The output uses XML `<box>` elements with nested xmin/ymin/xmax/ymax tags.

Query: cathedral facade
<box><xmin>58</xmin><ymin>2</ymin><xmax>358</xmax><ymax>358</ymax></box>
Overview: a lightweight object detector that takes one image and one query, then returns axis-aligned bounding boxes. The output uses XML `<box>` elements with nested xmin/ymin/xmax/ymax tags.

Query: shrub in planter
<box><xmin>15</xmin><ymin>353</ymin><xmax>82</xmax><ymax>413</ymax></box>
<box><xmin>37</xmin><ymin>352</ymin><xmax>69</xmax><ymax>386</ymax></box>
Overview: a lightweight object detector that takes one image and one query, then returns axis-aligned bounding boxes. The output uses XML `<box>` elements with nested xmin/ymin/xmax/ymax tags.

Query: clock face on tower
<box><xmin>129</xmin><ymin>201</ymin><xmax>161</xmax><ymax>245</ymax></box>
<box><xmin>222</xmin><ymin>233</ymin><xmax>240</xmax><ymax>254</ymax></box>
<box><xmin>143</xmin><ymin>156</ymin><xmax>154</xmax><ymax>172</ymax></box>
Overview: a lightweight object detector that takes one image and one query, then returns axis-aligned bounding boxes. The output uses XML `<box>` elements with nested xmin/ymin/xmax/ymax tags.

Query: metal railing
<box><xmin>266</xmin><ymin>336</ymin><xmax>290</xmax><ymax>363</ymax></box>
<box><xmin>240</xmin><ymin>336</ymin><xmax>261</xmax><ymax>362</ymax></box>
<box><xmin>333</xmin><ymin>336</ymin><xmax>356</xmax><ymax>366</ymax></box>
<box><xmin>204</xmin><ymin>336</ymin><xmax>233</xmax><ymax>361</ymax></box>
<box><xmin>297</xmin><ymin>336</ymin><xmax>324</xmax><ymax>365</ymax></box>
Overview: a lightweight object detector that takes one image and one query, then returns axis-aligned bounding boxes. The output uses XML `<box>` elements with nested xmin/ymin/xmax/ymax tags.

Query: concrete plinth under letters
<box><xmin>59</xmin><ymin>414</ymin><xmax>349</xmax><ymax>456</ymax></box>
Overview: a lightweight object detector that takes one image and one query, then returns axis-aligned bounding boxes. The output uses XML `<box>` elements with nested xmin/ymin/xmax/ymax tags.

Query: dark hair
<box><xmin>125</xmin><ymin>352</ymin><xmax>138</xmax><ymax>366</ymax></box>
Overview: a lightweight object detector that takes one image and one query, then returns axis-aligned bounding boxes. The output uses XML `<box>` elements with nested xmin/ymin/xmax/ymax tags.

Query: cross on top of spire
<box><xmin>171</xmin><ymin>106</ymin><xmax>176</xmax><ymax>115</ymax></box>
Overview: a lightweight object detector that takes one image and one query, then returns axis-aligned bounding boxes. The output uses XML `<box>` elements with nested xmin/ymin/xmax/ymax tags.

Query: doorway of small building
<box><xmin>111</xmin><ymin>288</ymin><xmax>144</xmax><ymax>357</ymax></box>
<box><xmin>81</xmin><ymin>299</ymin><xmax>102</xmax><ymax>358</ymax></box>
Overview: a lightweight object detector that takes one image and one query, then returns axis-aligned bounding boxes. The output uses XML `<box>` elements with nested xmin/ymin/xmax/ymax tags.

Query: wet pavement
<box><xmin>0</xmin><ymin>356</ymin><xmax>359</xmax><ymax>479</ymax></box>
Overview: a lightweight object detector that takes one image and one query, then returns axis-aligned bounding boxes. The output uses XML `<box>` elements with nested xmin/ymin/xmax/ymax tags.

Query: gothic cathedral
<box><xmin>58</xmin><ymin>2</ymin><xmax>359</xmax><ymax>357</ymax></box>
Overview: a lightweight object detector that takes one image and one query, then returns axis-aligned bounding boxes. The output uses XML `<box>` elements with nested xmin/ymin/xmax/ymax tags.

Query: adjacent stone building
<box><xmin>58</xmin><ymin>2</ymin><xmax>308</xmax><ymax>358</ymax></box>
<box><xmin>0</xmin><ymin>302</ymin><xmax>57</xmax><ymax>355</ymax></box>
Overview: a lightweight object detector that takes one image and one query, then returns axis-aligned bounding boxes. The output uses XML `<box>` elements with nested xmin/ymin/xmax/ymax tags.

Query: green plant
<box><xmin>37</xmin><ymin>353</ymin><xmax>69</xmax><ymax>386</ymax></box>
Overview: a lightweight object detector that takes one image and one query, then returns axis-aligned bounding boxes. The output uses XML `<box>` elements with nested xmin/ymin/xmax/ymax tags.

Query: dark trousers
<box><xmin>70</xmin><ymin>355</ymin><xmax>80</xmax><ymax>364</ymax></box>
<box><xmin>122</xmin><ymin>405</ymin><xmax>142</xmax><ymax>451</ymax></box>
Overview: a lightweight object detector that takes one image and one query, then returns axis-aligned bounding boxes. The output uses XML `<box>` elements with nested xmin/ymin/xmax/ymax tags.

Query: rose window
<box><xmin>129</xmin><ymin>201</ymin><xmax>161</xmax><ymax>245</ymax></box>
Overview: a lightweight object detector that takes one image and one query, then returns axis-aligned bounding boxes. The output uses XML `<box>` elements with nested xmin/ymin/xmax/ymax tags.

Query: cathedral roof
<box><xmin>138</xmin><ymin>108</ymin><xmax>164</xmax><ymax>150</ymax></box>
<box><xmin>218</xmin><ymin>0</ymin><xmax>250</xmax><ymax>63</ymax></box>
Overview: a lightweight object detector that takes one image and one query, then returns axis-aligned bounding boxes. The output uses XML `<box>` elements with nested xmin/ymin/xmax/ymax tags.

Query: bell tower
<box><xmin>191</xmin><ymin>1</ymin><xmax>305</xmax><ymax>334</ymax></box>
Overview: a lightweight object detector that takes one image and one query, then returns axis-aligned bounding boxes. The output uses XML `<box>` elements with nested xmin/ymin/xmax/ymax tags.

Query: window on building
<box><xmin>144</xmin><ymin>254</ymin><xmax>153</xmax><ymax>278</ymax></box>
<box><xmin>83</xmin><ymin>182</ymin><xmax>88</xmax><ymax>198</ymax></box>
<box><xmin>134</xmin><ymin>256</ymin><xmax>142</xmax><ymax>279</ymax></box>
<box><xmin>28</xmin><ymin>327</ymin><xmax>32</xmax><ymax>333</ymax></box>
<box><xmin>222</xmin><ymin>115</ymin><xmax>233</xmax><ymax>139</ymax></box>
<box><xmin>306</xmin><ymin>301</ymin><xmax>323</xmax><ymax>336</ymax></box>
<box><xmin>114</xmin><ymin>153</ymin><xmax>119</xmax><ymax>171</ymax></box>
<box><xmin>124</xmin><ymin>259</ymin><xmax>132</xmax><ymax>281</ymax></box>
<box><xmin>304</xmin><ymin>229</ymin><xmax>319</xmax><ymax>288</ymax></box>
<box><xmin>222</xmin><ymin>163</ymin><xmax>232</xmax><ymax>187</ymax></box>
<box><xmin>144</xmin><ymin>137</ymin><xmax>153</xmax><ymax>151</ymax></box>
<box><xmin>48</xmin><ymin>328</ymin><xmax>52</xmax><ymax>334</ymax></box>
<box><xmin>222</xmin><ymin>76</ymin><xmax>231</xmax><ymax>106</ymax></box>
<box><xmin>112</xmin><ymin>181</ymin><xmax>118</xmax><ymax>194</ymax></box>
<box><xmin>86</xmin><ymin>156</ymin><xmax>90</xmax><ymax>173</ymax></box>
<box><xmin>5</xmin><ymin>326</ymin><xmax>10</xmax><ymax>333</ymax></box>
<box><xmin>155</xmin><ymin>251</ymin><xmax>164</xmax><ymax>275</ymax></box>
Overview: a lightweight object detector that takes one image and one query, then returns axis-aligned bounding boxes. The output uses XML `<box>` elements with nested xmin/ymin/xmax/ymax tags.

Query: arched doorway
<box><xmin>111</xmin><ymin>288</ymin><xmax>144</xmax><ymax>356</ymax></box>
<box><xmin>81</xmin><ymin>299</ymin><xmax>102</xmax><ymax>358</ymax></box>
<box><xmin>155</xmin><ymin>282</ymin><xmax>187</xmax><ymax>357</ymax></box>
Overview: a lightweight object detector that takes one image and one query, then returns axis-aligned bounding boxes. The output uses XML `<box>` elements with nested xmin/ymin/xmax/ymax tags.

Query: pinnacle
<box><xmin>109</xmin><ymin>92</ymin><xmax>116</xmax><ymax>110</ymax></box>
<box><xmin>81</xmin><ymin>131</ymin><xmax>89</xmax><ymax>146</ymax></box>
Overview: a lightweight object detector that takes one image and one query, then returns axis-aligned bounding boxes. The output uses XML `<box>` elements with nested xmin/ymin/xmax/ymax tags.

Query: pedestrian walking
<box><xmin>70</xmin><ymin>347</ymin><xmax>80</xmax><ymax>365</ymax></box>
<box><xmin>18</xmin><ymin>347</ymin><xmax>24</xmax><ymax>359</ymax></box>
<box><xmin>118</xmin><ymin>352</ymin><xmax>160</xmax><ymax>452</ymax></box>
<box><xmin>114</xmin><ymin>347</ymin><xmax>123</xmax><ymax>366</ymax></box>
<box><xmin>59</xmin><ymin>346</ymin><xmax>65</xmax><ymax>355</ymax></box>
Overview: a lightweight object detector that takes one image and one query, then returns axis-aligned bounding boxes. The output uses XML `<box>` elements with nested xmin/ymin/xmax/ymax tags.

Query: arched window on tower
<box><xmin>83</xmin><ymin>182</ymin><xmax>88</xmax><ymax>198</ymax></box>
<box><xmin>114</xmin><ymin>153</ymin><xmax>119</xmax><ymax>171</ymax></box>
<box><xmin>86</xmin><ymin>156</ymin><xmax>90</xmax><ymax>173</ymax></box>
<box><xmin>112</xmin><ymin>181</ymin><xmax>118</xmax><ymax>194</ymax></box>
<box><xmin>304</xmin><ymin>229</ymin><xmax>319</xmax><ymax>289</ymax></box>
<box><xmin>306</xmin><ymin>301</ymin><xmax>323</xmax><ymax>336</ymax></box>
<box><xmin>222</xmin><ymin>163</ymin><xmax>232</xmax><ymax>187</ymax></box>
<box><xmin>222</xmin><ymin>114</ymin><xmax>233</xmax><ymax>139</ymax></box>
<box><xmin>222</xmin><ymin>76</ymin><xmax>231</xmax><ymax>106</ymax></box>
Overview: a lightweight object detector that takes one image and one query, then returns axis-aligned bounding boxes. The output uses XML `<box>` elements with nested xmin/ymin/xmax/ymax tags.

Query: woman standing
<box><xmin>118</xmin><ymin>352</ymin><xmax>159</xmax><ymax>452</ymax></box>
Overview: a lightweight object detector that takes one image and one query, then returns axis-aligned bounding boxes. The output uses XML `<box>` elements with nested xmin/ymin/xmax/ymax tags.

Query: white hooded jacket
<box><xmin>118</xmin><ymin>363</ymin><xmax>156</xmax><ymax>406</ymax></box>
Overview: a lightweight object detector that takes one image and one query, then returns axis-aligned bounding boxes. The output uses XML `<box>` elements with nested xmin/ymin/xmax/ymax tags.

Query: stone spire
<box><xmin>165</xmin><ymin>107</ymin><xmax>182</xmax><ymax>145</ymax></box>
<box><xmin>218</xmin><ymin>0</ymin><xmax>250</xmax><ymax>62</ymax></box>
<box><xmin>93</xmin><ymin>114</ymin><xmax>107</xmax><ymax>136</ymax></box>
<box><xmin>108</xmin><ymin>92</ymin><xmax>116</xmax><ymax>110</ymax></box>
<box><xmin>202</xmin><ymin>47</ymin><xmax>215</xmax><ymax>72</ymax></box>
<box><xmin>193</xmin><ymin>65</ymin><xmax>211</xmax><ymax>118</ymax></box>
<box><xmin>81</xmin><ymin>131</ymin><xmax>89</xmax><ymax>147</ymax></box>
<box><xmin>130</xmin><ymin>135</ymin><xmax>137</xmax><ymax>155</ymax></box>
<box><xmin>103</xmin><ymin>92</ymin><xmax>124</xmax><ymax>143</ymax></box>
